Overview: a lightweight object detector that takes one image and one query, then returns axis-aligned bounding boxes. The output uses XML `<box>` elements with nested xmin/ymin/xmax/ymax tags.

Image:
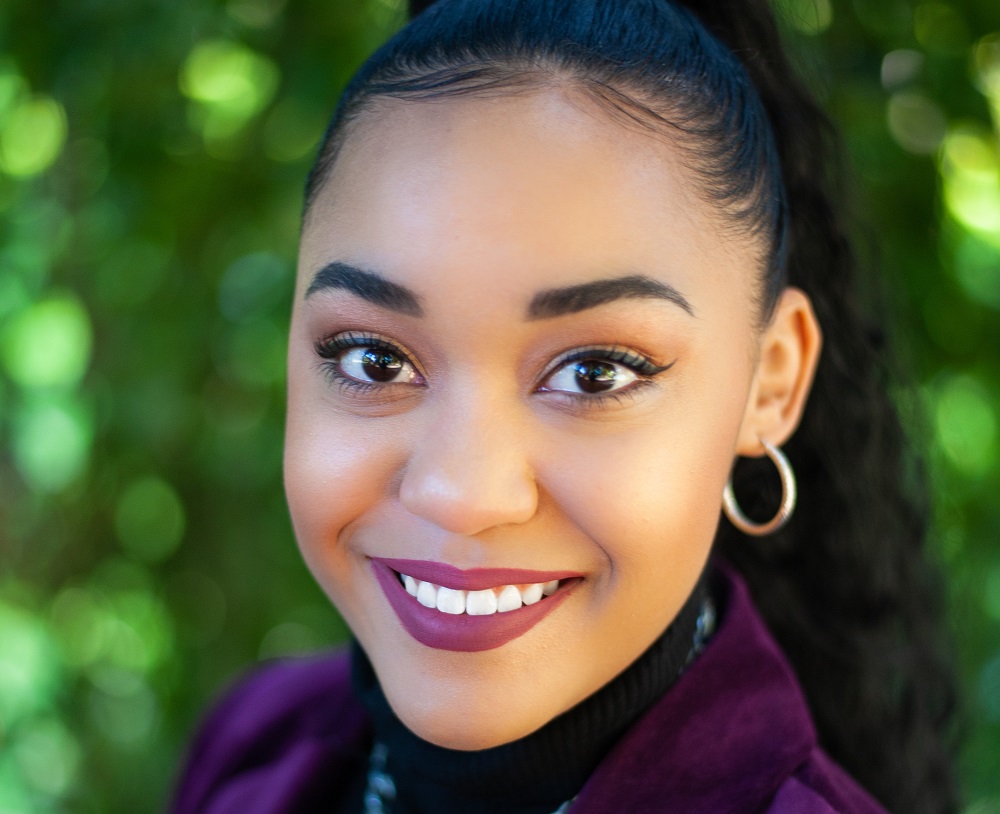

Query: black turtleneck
<box><xmin>345</xmin><ymin>573</ymin><xmax>714</xmax><ymax>814</ymax></box>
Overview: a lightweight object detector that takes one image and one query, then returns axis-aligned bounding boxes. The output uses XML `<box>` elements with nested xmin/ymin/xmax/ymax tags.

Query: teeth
<box><xmin>436</xmin><ymin>587</ymin><xmax>466</xmax><ymax>615</ymax></box>
<box><xmin>403</xmin><ymin>575</ymin><xmax>418</xmax><ymax>597</ymax></box>
<box><xmin>466</xmin><ymin>589</ymin><xmax>499</xmax><ymax>616</ymax></box>
<box><xmin>416</xmin><ymin>580</ymin><xmax>437</xmax><ymax>608</ymax></box>
<box><xmin>497</xmin><ymin>585</ymin><xmax>523</xmax><ymax>613</ymax></box>
<box><xmin>399</xmin><ymin>573</ymin><xmax>562</xmax><ymax>616</ymax></box>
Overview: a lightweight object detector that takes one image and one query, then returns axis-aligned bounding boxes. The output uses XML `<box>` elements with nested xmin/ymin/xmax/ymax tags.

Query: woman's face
<box><xmin>286</xmin><ymin>87</ymin><xmax>769</xmax><ymax>749</ymax></box>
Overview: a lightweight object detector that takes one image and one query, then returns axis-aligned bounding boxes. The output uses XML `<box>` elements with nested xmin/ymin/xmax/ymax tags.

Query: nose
<box><xmin>398</xmin><ymin>398</ymin><xmax>539</xmax><ymax>536</ymax></box>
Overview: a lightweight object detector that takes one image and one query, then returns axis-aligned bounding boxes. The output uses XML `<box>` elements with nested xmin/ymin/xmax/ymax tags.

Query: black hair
<box><xmin>306</xmin><ymin>0</ymin><xmax>789</xmax><ymax>316</ymax></box>
<box><xmin>304</xmin><ymin>1</ymin><xmax>960</xmax><ymax>811</ymax></box>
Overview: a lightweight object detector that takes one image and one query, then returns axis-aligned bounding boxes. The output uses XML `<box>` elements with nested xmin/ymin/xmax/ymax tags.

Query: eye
<box><xmin>543</xmin><ymin>358</ymin><xmax>639</xmax><ymax>395</ymax></box>
<box><xmin>314</xmin><ymin>332</ymin><xmax>423</xmax><ymax>389</ymax></box>
<box><xmin>539</xmin><ymin>346</ymin><xmax>672</xmax><ymax>397</ymax></box>
<box><xmin>339</xmin><ymin>346</ymin><xmax>418</xmax><ymax>384</ymax></box>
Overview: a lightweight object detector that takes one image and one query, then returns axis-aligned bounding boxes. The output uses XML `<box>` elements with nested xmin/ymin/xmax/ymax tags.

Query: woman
<box><xmin>171</xmin><ymin>0</ymin><xmax>959</xmax><ymax>811</ymax></box>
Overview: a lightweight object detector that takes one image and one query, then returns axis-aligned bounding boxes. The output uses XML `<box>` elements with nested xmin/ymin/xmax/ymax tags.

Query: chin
<box><xmin>395</xmin><ymin>702</ymin><xmax>533</xmax><ymax>751</ymax></box>
<box><xmin>381</xmin><ymin>673</ymin><xmax>551</xmax><ymax>751</ymax></box>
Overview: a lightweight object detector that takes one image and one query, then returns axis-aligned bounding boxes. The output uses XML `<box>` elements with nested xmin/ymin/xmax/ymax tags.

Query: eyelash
<box><xmin>312</xmin><ymin>333</ymin><xmax>673</xmax><ymax>407</ymax></box>
<box><xmin>539</xmin><ymin>346</ymin><xmax>673</xmax><ymax>409</ymax></box>
<box><xmin>314</xmin><ymin>331</ymin><xmax>421</xmax><ymax>396</ymax></box>
<box><xmin>545</xmin><ymin>346</ymin><xmax>669</xmax><ymax>379</ymax></box>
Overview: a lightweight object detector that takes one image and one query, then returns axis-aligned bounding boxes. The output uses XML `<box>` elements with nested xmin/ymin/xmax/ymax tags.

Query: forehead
<box><xmin>298</xmin><ymin>87</ymin><xmax>755</xmax><ymax>306</ymax></box>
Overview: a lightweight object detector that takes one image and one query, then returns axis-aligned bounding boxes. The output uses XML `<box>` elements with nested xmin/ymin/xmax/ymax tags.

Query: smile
<box><xmin>370</xmin><ymin>557</ymin><xmax>581</xmax><ymax>652</ymax></box>
<box><xmin>400</xmin><ymin>573</ymin><xmax>561</xmax><ymax>615</ymax></box>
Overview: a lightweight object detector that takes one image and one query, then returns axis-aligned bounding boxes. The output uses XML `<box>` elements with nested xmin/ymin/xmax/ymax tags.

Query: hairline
<box><xmin>305</xmin><ymin>64</ymin><xmax>765</xmax><ymax>225</ymax></box>
<box><xmin>302</xmin><ymin>63</ymin><xmax>775</xmax><ymax>322</ymax></box>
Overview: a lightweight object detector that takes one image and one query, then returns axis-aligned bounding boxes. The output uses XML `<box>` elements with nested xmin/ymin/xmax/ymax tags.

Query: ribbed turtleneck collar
<box><xmin>349</xmin><ymin>572</ymin><xmax>714</xmax><ymax>814</ymax></box>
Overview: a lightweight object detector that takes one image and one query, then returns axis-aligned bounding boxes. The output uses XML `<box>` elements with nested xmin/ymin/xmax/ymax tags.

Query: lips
<box><xmin>370</xmin><ymin>557</ymin><xmax>581</xmax><ymax>652</ymax></box>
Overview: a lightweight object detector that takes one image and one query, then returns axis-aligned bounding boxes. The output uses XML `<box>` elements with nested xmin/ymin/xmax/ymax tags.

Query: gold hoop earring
<box><xmin>723</xmin><ymin>439</ymin><xmax>797</xmax><ymax>536</ymax></box>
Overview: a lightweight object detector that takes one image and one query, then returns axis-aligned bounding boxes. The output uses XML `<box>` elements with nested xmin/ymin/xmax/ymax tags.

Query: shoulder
<box><xmin>575</xmin><ymin>563</ymin><xmax>888</xmax><ymax>814</ymax></box>
<box><xmin>766</xmin><ymin>750</ymin><xmax>888</xmax><ymax>814</ymax></box>
<box><xmin>169</xmin><ymin>650</ymin><xmax>371</xmax><ymax>814</ymax></box>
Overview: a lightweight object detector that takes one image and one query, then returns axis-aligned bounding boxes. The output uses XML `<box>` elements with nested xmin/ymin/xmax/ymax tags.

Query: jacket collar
<box><xmin>571</xmin><ymin>563</ymin><xmax>817</xmax><ymax>814</ymax></box>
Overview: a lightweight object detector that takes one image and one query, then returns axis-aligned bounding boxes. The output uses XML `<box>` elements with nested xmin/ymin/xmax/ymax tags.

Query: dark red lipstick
<box><xmin>370</xmin><ymin>558</ymin><xmax>580</xmax><ymax>652</ymax></box>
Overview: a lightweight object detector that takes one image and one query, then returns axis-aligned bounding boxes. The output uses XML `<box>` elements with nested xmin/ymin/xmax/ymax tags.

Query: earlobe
<box><xmin>736</xmin><ymin>287</ymin><xmax>822</xmax><ymax>456</ymax></box>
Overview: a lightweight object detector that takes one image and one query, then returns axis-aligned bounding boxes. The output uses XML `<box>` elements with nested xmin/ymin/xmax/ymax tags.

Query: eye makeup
<box><xmin>314</xmin><ymin>330</ymin><xmax>425</xmax><ymax>396</ymax></box>
<box><xmin>542</xmin><ymin>345</ymin><xmax>673</xmax><ymax>379</ymax></box>
<box><xmin>311</xmin><ymin>332</ymin><xmax>676</xmax><ymax>409</ymax></box>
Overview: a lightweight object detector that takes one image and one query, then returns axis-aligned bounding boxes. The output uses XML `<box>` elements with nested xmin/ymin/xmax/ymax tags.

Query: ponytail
<box><xmin>673</xmin><ymin>2</ymin><xmax>961</xmax><ymax>810</ymax></box>
<box><xmin>408</xmin><ymin>0</ymin><xmax>436</xmax><ymax>16</ymax></box>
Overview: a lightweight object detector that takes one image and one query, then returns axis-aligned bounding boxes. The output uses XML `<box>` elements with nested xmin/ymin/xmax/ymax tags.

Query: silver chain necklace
<box><xmin>363</xmin><ymin>742</ymin><xmax>574</xmax><ymax>813</ymax></box>
<box><xmin>362</xmin><ymin>596</ymin><xmax>715</xmax><ymax>814</ymax></box>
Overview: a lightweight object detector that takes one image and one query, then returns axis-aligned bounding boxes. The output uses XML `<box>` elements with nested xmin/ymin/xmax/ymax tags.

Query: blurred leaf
<box><xmin>1</xmin><ymin>296</ymin><xmax>92</xmax><ymax>390</ymax></box>
<box><xmin>0</xmin><ymin>95</ymin><xmax>66</xmax><ymax>178</ymax></box>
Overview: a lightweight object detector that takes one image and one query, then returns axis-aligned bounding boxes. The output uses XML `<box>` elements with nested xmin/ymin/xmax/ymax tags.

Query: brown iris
<box><xmin>574</xmin><ymin>361</ymin><xmax>617</xmax><ymax>393</ymax></box>
<box><xmin>362</xmin><ymin>349</ymin><xmax>404</xmax><ymax>382</ymax></box>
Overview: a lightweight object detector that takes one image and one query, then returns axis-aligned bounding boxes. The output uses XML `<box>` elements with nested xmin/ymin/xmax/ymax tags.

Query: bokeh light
<box><xmin>931</xmin><ymin>374</ymin><xmax>998</xmax><ymax>478</ymax></box>
<box><xmin>114</xmin><ymin>476</ymin><xmax>187</xmax><ymax>565</ymax></box>
<box><xmin>0</xmin><ymin>297</ymin><xmax>92</xmax><ymax>390</ymax></box>
<box><xmin>10</xmin><ymin>396</ymin><xmax>93</xmax><ymax>493</ymax></box>
<box><xmin>881</xmin><ymin>48</ymin><xmax>924</xmax><ymax>91</ymax></box>
<box><xmin>974</xmin><ymin>33</ymin><xmax>1000</xmax><ymax>129</ymax></box>
<box><xmin>180</xmin><ymin>39</ymin><xmax>280</xmax><ymax>148</ymax></box>
<box><xmin>0</xmin><ymin>95</ymin><xmax>66</xmax><ymax>178</ymax></box>
<box><xmin>940</xmin><ymin>125</ymin><xmax>1000</xmax><ymax>239</ymax></box>
<box><xmin>0</xmin><ymin>602</ymin><xmax>62</xmax><ymax>727</ymax></box>
<box><xmin>914</xmin><ymin>2</ymin><xmax>970</xmax><ymax>53</ymax></box>
<box><xmin>12</xmin><ymin>717</ymin><xmax>80</xmax><ymax>798</ymax></box>
<box><xmin>953</xmin><ymin>232</ymin><xmax>1000</xmax><ymax>308</ymax></box>
<box><xmin>887</xmin><ymin>91</ymin><xmax>947</xmax><ymax>153</ymax></box>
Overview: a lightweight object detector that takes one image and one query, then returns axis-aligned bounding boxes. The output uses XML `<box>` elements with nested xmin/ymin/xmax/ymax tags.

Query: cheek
<box><xmin>282</xmin><ymin>363</ymin><xmax>406</xmax><ymax>600</ymax></box>
<box><xmin>539</xmin><ymin>375</ymin><xmax>748</xmax><ymax>589</ymax></box>
<box><xmin>545</xmin><ymin>432</ymin><xmax>728</xmax><ymax>566</ymax></box>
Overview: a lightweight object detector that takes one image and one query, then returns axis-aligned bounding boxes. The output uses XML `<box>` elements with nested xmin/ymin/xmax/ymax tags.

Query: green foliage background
<box><xmin>0</xmin><ymin>0</ymin><xmax>998</xmax><ymax>811</ymax></box>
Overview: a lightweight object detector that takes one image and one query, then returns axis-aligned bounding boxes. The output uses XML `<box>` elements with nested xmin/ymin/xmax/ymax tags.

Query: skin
<box><xmin>285</xmin><ymin>86</ymin><xmax>821</xmax><ymax>750</ymax></box>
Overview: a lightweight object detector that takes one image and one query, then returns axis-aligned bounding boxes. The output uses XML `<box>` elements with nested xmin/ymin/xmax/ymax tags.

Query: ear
<box><xmin>736</xmin><ymin>287</ymin><xmax>822</xmax><ymax>456</ymax></box>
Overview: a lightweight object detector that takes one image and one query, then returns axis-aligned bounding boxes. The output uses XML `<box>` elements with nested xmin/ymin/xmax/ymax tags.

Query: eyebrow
<box><xmin>527</xmin><ymin>274</ymin><xmax>694</xmax><ymax>319</ymax></box>
<box><xmin>305</xmin><ymin>262</ymin><xmax>423</xmax><ymax>317</ymax></box>
<box><xmin>305</xmin><ymin>264</ymin><xmax>693</xmax><ymax>321</ymax></box>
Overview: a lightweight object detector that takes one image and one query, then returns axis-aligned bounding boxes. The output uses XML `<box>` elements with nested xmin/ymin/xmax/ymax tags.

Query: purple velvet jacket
<box><xmin>170</xmin><ymin>569</ymin><xmax>888</xmax><ymax>814</ymax></box>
